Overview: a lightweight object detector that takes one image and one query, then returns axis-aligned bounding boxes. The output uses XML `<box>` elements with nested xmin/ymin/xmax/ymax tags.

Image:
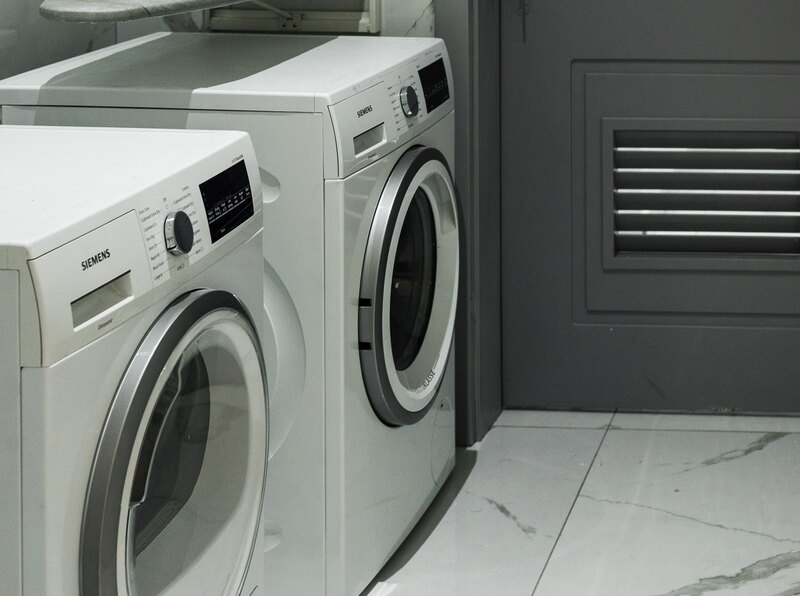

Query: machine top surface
<box><xmin>0</xmin><ymin>33</ymin><xmax>444</xmax><ymax>112</ymax></box>
<box><xmin>0</xmin><ymin>125</ymin><xmax>253</xmax><ymax>255</ymax></box>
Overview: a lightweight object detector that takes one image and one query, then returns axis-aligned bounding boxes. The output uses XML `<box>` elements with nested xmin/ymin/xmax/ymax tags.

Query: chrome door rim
<box><xmin>359</xmin><ymin>146</ymin><xmax>459</xmax><ymax>426</ymax></box>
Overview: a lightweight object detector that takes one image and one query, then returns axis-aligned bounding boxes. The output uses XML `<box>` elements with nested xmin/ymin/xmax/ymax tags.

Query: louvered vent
<box><xmin>614</xmin><ymin>130</ymin><xmax>800</xmax><ymax>254</ymax></box>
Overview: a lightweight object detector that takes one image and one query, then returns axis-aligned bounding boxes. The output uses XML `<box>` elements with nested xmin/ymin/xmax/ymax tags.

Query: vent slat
<box><xmin>615</xmin><ymin>130</ymin><xmax>800</xmax><ymax>149</ymax></box>
<box><xmin>615</xmin><ymin>148</ymin><xmax>800</xmax><ymax>169</ymax></box>
<box><xmin>613</xmin><ymin>130</ymin><xmax>800</xmax><ymax>254</ymax></box>
<box><xmin>615</xmin><ymin>210</ymin><xmax>800</xmax><ymax>233</ymax></box>
<box><xmin>616</xmin><ymin>189</ymin><xmax>800</xmax><ymax>194</ymax></box>
<box><xmin>615</xmin><ymin>232</ymin><xmax>800</xmax><ymax>253</ymax></box>
<box><xmin>615</xmin><ymin>190</ymin><xmax>800</xmax><ymax>211</ymax></box>
<box><xmin>617</xmin><ymin>148</ymin><xmax>800</xmax><ymax>153</ymax></box>
<box><xmin>615</xmin><ymin>170</ymin><xmax>800</xmax><ymax>191</ymax></box>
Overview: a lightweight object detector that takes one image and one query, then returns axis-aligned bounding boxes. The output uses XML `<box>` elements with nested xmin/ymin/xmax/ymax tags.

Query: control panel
<box><xmin>328</xmin><ymin>46</ymin><xmax>454</xmax><ymax>179</ymax></box>
<box><xmin>386</xmin><ymin>53</ymin><xmax>451</xmax><ymax>140</ymax></box>
<box><xmin>136</xmin><ymin>159</ymin><xmax>254</xmax><ymax>289</ymax></box>
<box><xmin>28</xmin><ymin>152</ymin><xmax>258</xmax><ymax>366</ymax></box>
<box><xmin>136</xmin><ymin>180</ymin><xmax>205</xmax><ymax>287</ymax></box>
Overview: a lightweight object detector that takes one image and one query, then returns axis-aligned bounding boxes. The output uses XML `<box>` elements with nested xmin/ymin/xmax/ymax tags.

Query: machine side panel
<box><xmin>187</xmin><ymin>110</ymin><xmax>328</xmax><ymax>596</ymax></box>
<box><xmin>0</xmin><ymin>271</ymin><xmax>21</xmax><ymax>595</ymax></box>
<box><xmin>322</xmin><ymin>103</ymin><xmax>339</xmax><ymax>180</ymax></box>
<box><xmin>5</xmin><ymin>250</ymin><xmax>43</xmax><ymax>367</ymax></box>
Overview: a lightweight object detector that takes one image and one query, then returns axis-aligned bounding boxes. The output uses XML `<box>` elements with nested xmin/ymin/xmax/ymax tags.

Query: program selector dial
<box><xmin>164</xmin><ymin>210</ymin><xmax>194</xmax><ymax>256</ymax></box>
<box><xmin>399</xmin><ymin>85</ymin><xmax>419</xmax><ymax>117</ymax></box>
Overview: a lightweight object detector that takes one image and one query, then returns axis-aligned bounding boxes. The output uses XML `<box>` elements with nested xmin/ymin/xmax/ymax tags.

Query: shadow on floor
<box><xmin>361</xmin><ymin>448</ymin><xmax>479</xmax><ymax>594</ymax></box>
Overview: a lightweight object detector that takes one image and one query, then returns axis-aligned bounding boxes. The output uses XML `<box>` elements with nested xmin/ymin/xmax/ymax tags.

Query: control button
<box><xmin>399</xmin><ymin>86</ymin><xmax>419</xmax><ymax>117</ymax></box>
<box><xmin>164</xmin><ymin>211</ymin><xmax>194</xmax><ymax>256</ymax></box>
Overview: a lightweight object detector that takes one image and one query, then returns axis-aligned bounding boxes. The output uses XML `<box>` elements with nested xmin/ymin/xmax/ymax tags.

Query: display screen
<box><xmin>418</xmin><ymin>58</ymin><xmax>450</xmax><ymax>113</ymax></box>
<box><xmin>199</xmin><ymin>160</ymin><xmax>254</xmax><ymax>243</ymax></box>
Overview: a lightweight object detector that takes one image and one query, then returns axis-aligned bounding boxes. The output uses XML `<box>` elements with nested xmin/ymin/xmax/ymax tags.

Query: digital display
<box><xmin>418</xmin><ymin>58</ymin><xmax>450</xmax><ymax>113</ymax></box>
<box><xmin>199</xmin><ymin>160</ymin><xmax>254</xmax><ymax>243</ymax></box>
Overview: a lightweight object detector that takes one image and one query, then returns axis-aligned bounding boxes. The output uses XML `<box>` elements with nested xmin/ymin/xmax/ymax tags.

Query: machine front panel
<box><xmin>328</xmin><ymin>44</ymin><xmax>455</xmax><ymax>179</ymax></box>
<box><xmin>22</xmin><ymin>128</ymin><xmax>260</xmax><ymax>366</ymax></box>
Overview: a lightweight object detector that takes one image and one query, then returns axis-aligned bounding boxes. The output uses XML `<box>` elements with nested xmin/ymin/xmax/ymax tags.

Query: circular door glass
<box><xmin>390</xmin><ymin>188</ymin><xmax>437</xmax><ymax>371</ymax></box>
<box><xmin>81</xmin><ymin>290</ymin><xmax>267</xmax><ymax>596</ymax></box>
<box><xmin>127</xmin><ymin>317</ymin><xmax>264</xmax><ymax>595</ymax></box>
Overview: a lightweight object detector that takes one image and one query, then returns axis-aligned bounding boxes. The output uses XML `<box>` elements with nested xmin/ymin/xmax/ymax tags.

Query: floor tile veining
<box><xmin>364</xmin><ymin>426</ymin><xmax>605</xmax><ymax>596</ymax></box>
<box><xmin>365</xmin><ymin>411</ymin><xmax>800</xmax><ymax>596</ymax></box>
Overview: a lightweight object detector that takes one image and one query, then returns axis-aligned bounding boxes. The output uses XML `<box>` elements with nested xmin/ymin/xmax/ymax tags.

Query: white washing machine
<box><xmin>0</xmin><ymin>125</ymin><xmax>268</xmax><ymax>595</ymax></box>
<box><xmin>0</xmin><ymin>34</ymin><xmax>459</xmax><ymax>596</ymax></box>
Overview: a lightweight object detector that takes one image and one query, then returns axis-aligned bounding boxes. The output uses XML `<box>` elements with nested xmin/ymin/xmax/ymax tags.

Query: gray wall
<box><xmin>436</xmin><ymin>0</ymin><xmax>502</xmax><ymax>444</ymax></box>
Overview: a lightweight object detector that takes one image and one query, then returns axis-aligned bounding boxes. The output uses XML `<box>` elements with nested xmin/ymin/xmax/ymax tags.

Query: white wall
<box><xmin>0</xmin><ymin>3</ymin><xmax>114</xmax><ymax>80</ymax></box>
<box><xmin>382</xmin><ymin>0</ymin><xmax>434</xmax><ymax>37</ymax></box>
<box><xmin>117</xmin><ymin>0</ymin><xmax>435</xmax><ymax>42</ymax></box>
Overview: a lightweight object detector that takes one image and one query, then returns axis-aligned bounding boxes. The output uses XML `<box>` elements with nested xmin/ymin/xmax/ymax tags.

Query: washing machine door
<box><xmin>81</xmin><ymin>289</ymin><xmax>268</xmax><ymax>596</ymax></box>
<box><xmin>359</xmin><ymin>146</ymin><xmax>459</xmax><ymax>426</ymax></box>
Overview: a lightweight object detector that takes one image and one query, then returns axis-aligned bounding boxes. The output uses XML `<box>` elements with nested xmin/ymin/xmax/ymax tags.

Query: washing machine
<box><xmin>0</xmin><ymin>125</ymin><xmax>268</xmax><ymax>595</ymax></box>
<box><xmin>0</xmin><ymin>34</ymin><xmax>459</xmax><ymax>596</ymax></box>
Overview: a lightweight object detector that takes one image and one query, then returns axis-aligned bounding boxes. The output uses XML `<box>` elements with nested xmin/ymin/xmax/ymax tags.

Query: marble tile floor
<box><xmin>364</xmin><ymin>411</ymin><xmax>800</xmax><ymax>596</ymax></box>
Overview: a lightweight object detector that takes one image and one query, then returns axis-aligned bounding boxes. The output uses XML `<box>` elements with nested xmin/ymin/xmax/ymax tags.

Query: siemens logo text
<box><xmin>357</xmin><ymin>105</ymin><xmax>373</xmax><ymax>118</ymax></box>
<box><xmin>81</xmin><ymin>249</ymin><xmax>111</xmax><ymax>271</ymax></box>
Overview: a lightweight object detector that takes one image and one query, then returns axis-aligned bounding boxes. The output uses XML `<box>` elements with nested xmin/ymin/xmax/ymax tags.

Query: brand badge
<box><xmin>81</xmin><ymin>249</ymin><xmax>111</xmax><ymax>271</ymax></box>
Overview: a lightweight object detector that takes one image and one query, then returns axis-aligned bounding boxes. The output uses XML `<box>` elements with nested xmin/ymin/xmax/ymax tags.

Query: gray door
<box><xmin>81</xmin><ymin>289</ymin><xmax>268</xmax><ymax>595</ymax></box>
<box><xmin>501</xmin><ymin>1</ymin><xmax>800</xmax><ymax>411</ymax></box>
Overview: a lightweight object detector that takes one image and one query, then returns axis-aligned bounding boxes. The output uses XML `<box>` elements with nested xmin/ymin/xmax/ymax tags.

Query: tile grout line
<box><xmin>605</xmin><ymin>427</ymin><xmax>800</xmax><ymax>435</ymax></box>
<box><xmin>494</xmin><ymin>424</ymin><xmax>800</xmax><ymax>435</ymax></box>
<box><xmin>493</xmin><ymin>425</ymin><xmax>613</xmax><ymax>431</ymax></box>
<box><xmin>528</xmin><ymin>410</ymin><xmax>618</xmax><ymax>596</ymax></box>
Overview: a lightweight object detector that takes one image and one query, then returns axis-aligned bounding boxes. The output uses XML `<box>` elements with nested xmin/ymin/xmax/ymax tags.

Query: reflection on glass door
<box><xmin>82</xmin><ymin>290</ymin><xmax>267</xmax><ymax>596</ymax></box>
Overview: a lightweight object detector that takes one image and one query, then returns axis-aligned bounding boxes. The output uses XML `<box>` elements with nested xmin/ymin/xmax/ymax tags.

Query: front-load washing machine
<box><xmin>0</xmin><ymin>125</ymin><xmax>268</xmax><ymax>595</ymax></box>
<box><xmin>0</xmin><ymin>34</ymin><xmax>459</xmax><ymax>596</ymax></box>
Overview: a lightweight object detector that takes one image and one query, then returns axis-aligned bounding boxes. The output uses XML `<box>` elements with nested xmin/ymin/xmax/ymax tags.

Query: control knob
<box><xmin>164</xmin><ymin>211</ymin><xmax>194</xmax><ymax>256</ymax></box>
<box><xmin>399</xmin><ymin>86</ymin><xmax>419</xmax><ymax>117</ymax></box>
